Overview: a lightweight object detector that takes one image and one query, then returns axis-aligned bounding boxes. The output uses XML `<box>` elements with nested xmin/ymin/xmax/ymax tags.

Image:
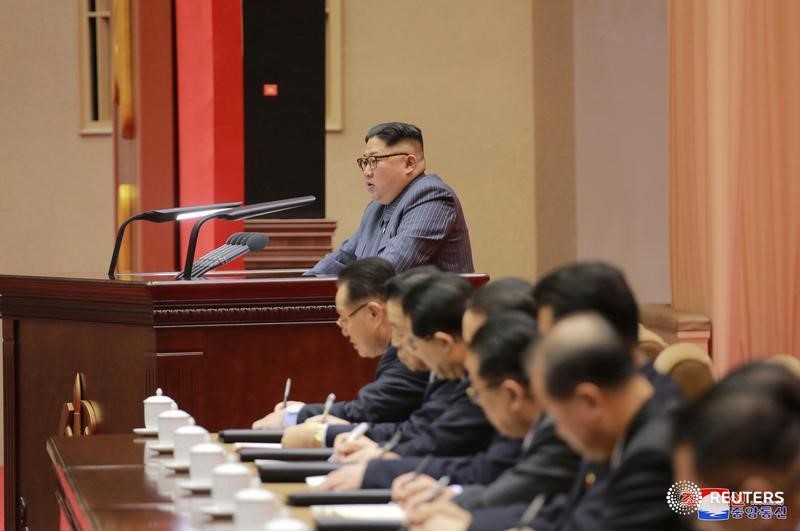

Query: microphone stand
<box><xmin>180</xmin><ymin>195</ymin><xmax>316</xmax><ymax>281</ymax></box>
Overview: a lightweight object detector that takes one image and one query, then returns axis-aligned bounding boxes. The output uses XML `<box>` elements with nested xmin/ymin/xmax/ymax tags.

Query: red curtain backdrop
<box><xmin>669</xmin><ymin>0</ymin><xmax>800</xmax><ymax>373</ymax></box>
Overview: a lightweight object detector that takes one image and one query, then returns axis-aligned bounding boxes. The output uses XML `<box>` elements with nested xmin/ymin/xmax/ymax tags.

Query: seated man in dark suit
<box><xmin>306</xmin><ymin>122</ymin><xmax>474</xmax><ymax>275</ymax></box>
<box><xmin>251</xmin><ymin>257</ymin><xmax>429</xmax><ymax>433</ymax></box>
<box><xmin>359</xmin><ymin>278</ymin><xmax>542</xmax><ymax>490</ymax></box>
<box><xmin>318</xmin><ymin>274</ymin><xmax>496</xmax><ymax>489</ymax></box>
<box><xmin>531</xmin><ymin>261</ymin><xmax>681</xmax><ymax>404</ymax></box>
<box><xmin>277</xmin><ymin>266</ymin><xmax>440</xmax><ymax>445</ymax></box>
<box><xmin>408</xmin><ymin>313</ymin><xmax>689</xmax><ymax>531</ymax></box>
<box><xmin>672</xmin><ymin>362</ymin><xmax>800</xmax><ymax>531</ymax></box>
<box><xmin>393</xmin><ymin>312</ymin><xmax>580</xmax><ymax>512</ymax></box>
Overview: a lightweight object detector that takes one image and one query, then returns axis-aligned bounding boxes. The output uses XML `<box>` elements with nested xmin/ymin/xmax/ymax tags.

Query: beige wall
<box><xmin>573</xmin><ymin>0</ymin><xmax>670</xmax><ymax>303</ymax></box>
<box><xmin>326</xmin><ymin>0</ymin><xmax>538</xmax><ymax>280</ymax></box>
<box><xmin>0</xmin><ymin>3</ymin><xmax>114</xmax><ymax>277</ymax></box>
<box><xmin>0</xmin><ymin>2</ymin><xmax>115</xmax><ymax>464</ymax></box>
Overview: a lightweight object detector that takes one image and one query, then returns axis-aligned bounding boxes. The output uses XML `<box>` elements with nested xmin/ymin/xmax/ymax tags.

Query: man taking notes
<box><xmin>306</xmin><ymin>122</ymin><xmax>474</xmax><ymax>275</ymax></box>
<box><xmin>251</xmin><ymin>258</ymin><xmax>430</xmax><ymax>431</ymax></box>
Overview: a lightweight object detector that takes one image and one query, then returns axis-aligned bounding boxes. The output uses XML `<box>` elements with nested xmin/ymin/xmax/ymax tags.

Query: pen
<box><xmin>410</xmin><ymin>454</ymin><xmax>433</xmax><ymax>480</ymax></box>
<box><xmin>394</xmin><ymin>460</ymin><xmax>437</xmax><ymax>531</ymax></box>
<box><xmin>346</xmin><ymin>421</ymin><xmax>370</xmax><ymax>442</ymax></box>
<box><xmin>282</xmin><ymin>378</ymin><xmax>292</xmax><ymax>411</ymax></box>
<box><xmin>379</xmin><ymin>431</ymin><xmax>403</xmax><ymax>457</ymax></box>
<box><xmin>328</xmin><ymin>422</ymin><xmax>370</xmax><ymax>463</ymax></box>
<box><xmin>420</xmin><ymin>475</ymin><xmax>451</xmax><ymax>504</ymax></box>
<box><xmin>320</xmin><ymin>393</ymin><xmax>336</xmax><ymax>424</ymax></box>
<box><xmin>516</xmin><ymin>493</ymin><xmax>546</xmax><ymax>528</ymax></box>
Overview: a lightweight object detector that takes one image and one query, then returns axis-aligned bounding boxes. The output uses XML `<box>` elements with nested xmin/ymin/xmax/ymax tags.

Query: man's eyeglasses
<box><xmin>336</xmin><ymin>302</ymin><xmax>369</xmax><ymax>328</ymax></box>
<box><xmin>356</xmin><ymin>153</ymin><xmax>409</xmax><ymax>171</ymax></box>
<box><xmin>466</xmin><ymin>380</ymin><xmax>504</xmax><ymax>405</ymax></box>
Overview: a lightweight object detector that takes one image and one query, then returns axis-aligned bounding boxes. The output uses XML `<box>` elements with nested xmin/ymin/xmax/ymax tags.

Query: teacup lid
<box><xmin>190</xmin><ymin>442</ymin><xmax>225</xmax><ymax>455</ymax></box>
<box><xmin>234</xmin><ymin>487</ymin><xmax>276</xmax><ymax>503</ymax></box>
<box><xmin>174</xmin><ymin>423</ymin><xmax>207</xmax><ymax>436</ymax></box>
<box><xmin>158</xmin><ymin>406</ymin><xmax>189</xmax><ymax>419</ymax></box>
<box><xmin>212</xmin><ymin>462</ymin><xmax>250</xmax><ymax>476</ymax></box>
<box><xmin>143</xmin><ymin>388</ymin><xmax>174</xmax><ymax>405</ymax></box>
<box><xmin>263</xmin><ymin>517</ymin><xmax>311</xmax><ymax>531</ymax></box>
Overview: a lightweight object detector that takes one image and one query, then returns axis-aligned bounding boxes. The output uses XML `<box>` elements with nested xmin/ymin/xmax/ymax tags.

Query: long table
<box><xmin>47</xmin><ymin>433</ymin><xmax>313</xmax><ymax>530</ymax></box>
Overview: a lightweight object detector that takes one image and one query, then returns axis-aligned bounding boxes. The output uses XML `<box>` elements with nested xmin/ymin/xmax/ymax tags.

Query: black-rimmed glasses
<box><xmin>336</xmin><ymin>302</ymin><xmax>369</xmax><ymax>328</ymax></box>
<box><xmin>356</xmin><ymin>153</ymin><xmax>409</xmax><ymax>171</ymax></box>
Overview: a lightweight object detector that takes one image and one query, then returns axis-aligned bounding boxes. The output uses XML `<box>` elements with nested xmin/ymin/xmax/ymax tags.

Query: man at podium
<box><xmin>306</xmin><ymin>122</ymin><xmax>474</xmax><ymax>275</ymax></box>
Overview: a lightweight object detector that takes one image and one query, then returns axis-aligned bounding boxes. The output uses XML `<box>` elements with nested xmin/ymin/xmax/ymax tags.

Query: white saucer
<box><xmin>162</xmin><ymin>459</ymin><xmax>190</xmax><ymax>472</ymax></box>
<box><xmin>133</xmin><ymin>427</ymin><xmax>159</xmax><ymax>436</ymax></box>
<box><xmin>176</xmin><ymin>478</ymin><xmax>212</xmax><ymax>493</ymax></box>
<box><xmin>146</xmin><ymin>441</ymin><xmax>175</xmax><ymax>453</ymax></box>
<box><xmin>200</xmin><ymin>503</ymin><xmax>234</xmax><ymax>517</ymax></box>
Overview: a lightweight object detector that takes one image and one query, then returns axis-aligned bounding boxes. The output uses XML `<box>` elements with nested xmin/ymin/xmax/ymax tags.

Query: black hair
<box><xmin>672</xmin><ymin>362</ymin><xmax>800</xmax><ymax>479</ymax></box>
<box><xmin>337</xmin><ymin>257</ymin><xmax>396</xmax><ymax>304</ymax></box>
<box><xmin>467</xmin><ymin>278</ymin><xmax>537</xmax><ymax>319</ymax></box>
<box><xmin>365</xmin><ymin>122</ymin><xmax>424</xmax><ymax>151</ymax></box>
<box><xmin>384</xmin><ymin>266</ymin><xmax>442</xmax><ymax>304</ymax></box>
<box><xmin>469</xmin><ymin>312</ymin><xmax>539</xmax><ymax>385</ymax></box>
<box><xmin>532</xmin><ymin>262</ymin><xmax>639</xmax><ymax>344</ymax></box>
<box><xmin>403</xmin><ymin>274</ymin><xmax>472</xmax><ymax>338</ymax></box>
<box><xmin>541</xmin><ymin>313</ymin><xmax>637</xmax><ymax>399</ymax></box>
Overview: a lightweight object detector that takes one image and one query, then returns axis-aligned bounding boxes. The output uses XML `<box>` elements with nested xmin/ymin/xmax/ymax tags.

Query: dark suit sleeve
<box><xmin>296</xmin><ymin>401</ymin><xmax>358</xmax><ymax>424</ymax></box>
<box><xmin>361</xmin><ymin>435</ymin><xmax>520</xmax><ymax>489</ymax></box>
<box><xmin>466</xmin><ymin>504</ymin><xmax>527</xmax><ymax>531</ymax></box>
<box><xmin>328</xmin><ymin>380</ymin><xmax>494</xmax><ymax>457</ymax></box>
<box><xmin>596</xmin><ymin>449</ymin><xmax>687</xmax><ymax>531</ymax></box>
<box><xmin>454</xmin><ymin>421</ymin><xmax>580</xmax><ymax>510</ymax></box>
<box><xmin>297</xmin><ymin>403</ymin><xmax>324</xmax><ymax>423</ymax></box>
<box><xmin>534</xmin><ymin>451</ymin><xmax>687</xmax><ymax>531</ymax></box>
<box><xmin>380</xmin><ymin>185</ymin><xmax>457</xmax><ymax>272</ymax></box>
<box><xmin>370</xmin><ymin>384</ymin><xmax>493</xmax><ymax>457</ymax></box>
<box><xmin>297</xmin><ymin>399</ymin><xmax>368</xmax><ymax>423</ymax></box>
<box><xmin>297</xmin><ymin>361</ymin><xmax>428</xmax><ymax>425</ymax></box>
<box><xmin>326</xmin><ymin>362</ymin><xmax>429</xmax><ymax>423</ymax></box>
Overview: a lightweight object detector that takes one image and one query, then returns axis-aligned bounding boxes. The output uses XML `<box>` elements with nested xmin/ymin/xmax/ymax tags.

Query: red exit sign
<box><xmin>263</xmin><ymin>84</ymin><xmax>279</xmax><ymax>97</ymax></box>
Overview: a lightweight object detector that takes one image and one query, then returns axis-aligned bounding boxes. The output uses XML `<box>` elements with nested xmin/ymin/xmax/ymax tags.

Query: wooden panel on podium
<box><xmin>244</xmin><ymin>218</ymin><xmax>337</xmax><ymax>269</ymax></box>
<box><xmin>0</xmin><ymin>271</ymin><xmax>489</xmax><ymax>530</ymax></box>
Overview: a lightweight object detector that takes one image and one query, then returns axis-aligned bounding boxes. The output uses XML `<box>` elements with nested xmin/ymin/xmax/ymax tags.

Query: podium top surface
<box><xmin>0</xmin><ymin>270</ymin><xmax>490</xmax><ymax>326</ymax></box>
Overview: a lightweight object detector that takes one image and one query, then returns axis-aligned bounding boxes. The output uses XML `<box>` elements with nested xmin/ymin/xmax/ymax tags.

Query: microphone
<box><xmin>180</xmin><ymin>195</ymin><xmax>315</xmax><ymax>280</ymax></box>
<box><xmin>192</xmin><ymin>232</ymin><xmax>268</xmax><ymax>277</ymax></box>
<box><xmin>177</xmin><ymin>232</ymin><xmax>269</xmax><ymax>279</ymax></box>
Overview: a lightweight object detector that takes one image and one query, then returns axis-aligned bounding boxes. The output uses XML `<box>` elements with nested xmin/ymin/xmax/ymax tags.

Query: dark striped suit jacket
<box><xmin>306</xmin><ymin>173</ymin><xmax>474</xmax><ymax>275</ymax></box>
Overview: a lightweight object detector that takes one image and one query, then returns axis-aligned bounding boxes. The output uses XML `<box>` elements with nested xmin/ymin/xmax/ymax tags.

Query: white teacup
<box><xmin>211</xmin><ymin>463</ymin><xmax>256</xmax><ymax>511</ymax></box>
<box><xmin>264</xmin><ymin>517</ymin><xmax>311</xmax><ymax>531</ymax></box>
<box><xmin>189</xmin><ymin>443</ymin><xmax>227</xmax><ymax>486</ymax></box>
<box><xmin>283</xmin><ymin>403</ymin><xmax>304</xmax><ymax>427</ymax></box>
<box><xmin>173</xmin><ymin>424</ymin><xmax>209</xmax><ymax>466</ymax></box>
<box><xmin>143</xmin><ymin>388</ymin><xmax>176</xmax><ymax>430</ymax></box>
<box><xmin>157</xmin><ymin>406</ymin><xmax>192</xmax><ymax>445</ymax></box>
<box><xmin>234</xmin><ymin>488</ymin><xmax>279</xmax><ymax>530</ymax></box>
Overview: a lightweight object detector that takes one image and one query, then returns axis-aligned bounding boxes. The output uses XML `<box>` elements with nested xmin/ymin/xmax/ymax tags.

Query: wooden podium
<box><xmin>0</xmin><ymin>271</ymin><xmax>389</xmax><ymax>530</ymax></box>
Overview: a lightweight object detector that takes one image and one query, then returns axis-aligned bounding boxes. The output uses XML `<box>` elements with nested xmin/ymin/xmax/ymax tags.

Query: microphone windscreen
<box><xmin>245</xmin><ymin>233</ymin><xmax>269</xmax><ymax>252</ymax></box>
<box><xmin>226</xmin><ymin>232</ymin><xmax>248</xmax><ymax>245</ymax></box>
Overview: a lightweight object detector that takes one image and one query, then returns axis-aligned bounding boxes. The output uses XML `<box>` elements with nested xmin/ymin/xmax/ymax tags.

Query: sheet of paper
<box><xmin>233</xmin><ymin>442</ymin><xmax>282</xmax><ymax>451</ymax></box>
<box><xmin>305</xmin><ymin>475</ymin><xmax>328</xmax><ymax>487</ymax></box>
<box><xmin>311</xmin><ymin>503</ymin><xmax>405</xmax><ymax>522</ymax></box>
